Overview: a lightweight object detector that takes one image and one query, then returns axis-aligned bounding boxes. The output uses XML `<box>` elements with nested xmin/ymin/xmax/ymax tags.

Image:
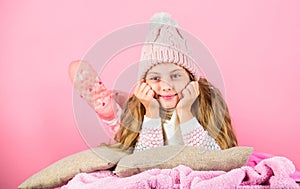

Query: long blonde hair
<box><xmin>114</xmin><ymin>77</ymin><xmax>238</xmax><ymax>151</ymax></box>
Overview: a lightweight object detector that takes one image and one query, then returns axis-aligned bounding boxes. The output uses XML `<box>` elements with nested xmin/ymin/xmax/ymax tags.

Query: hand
<box><xmin>134</xmin><ymin>80</ymin><xmax>160</xmax><ymax>118</ymax></box>
<box><xmin>176</xmin><ymin>81</ymin><xmax>199</xmax><ymax>122</ymax></box>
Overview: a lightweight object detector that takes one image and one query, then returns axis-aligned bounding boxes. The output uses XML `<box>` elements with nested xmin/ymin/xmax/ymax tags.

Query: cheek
<box><xmin>174</xmin><ymin>81</ymin><xmax>189</xmax><ymax>98</ymax></box>
<box><xmin>174</xmin><ymin>83</ymin><xmax>188</xmax><ymax>93</ymax></box>
<box><xmin>147</xmin><ymin>83</ymin><xmax>159</xmax><ymax>93</ymax></box>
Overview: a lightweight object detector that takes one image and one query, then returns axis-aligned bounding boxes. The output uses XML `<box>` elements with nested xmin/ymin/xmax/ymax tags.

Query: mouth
<box><xmin>158</xmin><ymin>94</ymin><xmax>177</xmax><ymax>100</ymax></box>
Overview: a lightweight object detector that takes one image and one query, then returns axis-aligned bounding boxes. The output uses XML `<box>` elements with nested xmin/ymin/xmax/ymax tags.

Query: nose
<box><xmin>160</xmin><ymin>80</ymin><xmax>172</xmax><ymax>92</ymax></box>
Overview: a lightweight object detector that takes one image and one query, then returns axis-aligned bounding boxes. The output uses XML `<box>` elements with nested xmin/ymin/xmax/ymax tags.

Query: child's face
<box><xmin>145</xmin><ymin>63</ymin><xmax>191</xmax><ymax>109</ymax></box>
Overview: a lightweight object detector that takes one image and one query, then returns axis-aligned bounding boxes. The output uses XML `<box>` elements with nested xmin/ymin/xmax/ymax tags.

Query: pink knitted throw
<box><xmin>61</xmin><ymin>156</ymin><xmax>299</xmax><ymax>189</ymax></box>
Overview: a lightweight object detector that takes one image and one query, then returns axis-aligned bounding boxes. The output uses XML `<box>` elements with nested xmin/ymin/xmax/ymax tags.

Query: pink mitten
<box><xmin>68</xmin><ymin>60</ymin><xmax>121</xmax><ymax>139</ymax></box>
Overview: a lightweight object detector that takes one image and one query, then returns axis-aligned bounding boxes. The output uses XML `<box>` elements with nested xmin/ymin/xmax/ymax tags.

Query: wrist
<box><xmin>145</xmin><ymin>108</ymin><xmax>160</xmax><ymax>118</ymax></box>
<box><xmin>177</xmin><ymin>110</ymin><xmax>193</xmax><ymax>123</ymax></box>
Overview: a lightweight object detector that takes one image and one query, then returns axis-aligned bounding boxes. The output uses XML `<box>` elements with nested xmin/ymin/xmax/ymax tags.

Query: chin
<box><xmin>159</xmin><ymin>98</ymin><xmax>179</xmax><ymax>109</ymax></box>
<box><xmin>160</xmin><ymin>101</ymin><xmax>177</xmax><ymax>109</ymax></box>
<box><xmin>161</xmin><ymin>105</ymin><xmax>176</xmax><ymax>109</ymax></box>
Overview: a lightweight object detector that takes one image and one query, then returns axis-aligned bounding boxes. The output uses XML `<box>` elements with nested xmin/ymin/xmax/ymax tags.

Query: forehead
<box><xmin>147</xmin><ymin>63</ymin><xmax>187</xmax><ymax>74</ymax></box>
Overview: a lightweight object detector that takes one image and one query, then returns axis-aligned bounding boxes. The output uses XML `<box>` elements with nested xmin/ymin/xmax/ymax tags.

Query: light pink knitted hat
<box><xmin>138</xmin><ymin>12</ymin><xmax>200</xmax><ymax>80</ymax></box>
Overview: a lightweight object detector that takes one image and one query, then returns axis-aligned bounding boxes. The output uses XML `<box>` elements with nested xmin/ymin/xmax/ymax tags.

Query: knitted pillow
<box><xmin>18</xmin><ymin>146</ymin><xmax>128</xmax><ymax>189</ymax></box>
<box><xmin>114</xmin><ymin>145</ymin><xmax>253</xmax><ymax>177</ymax></box>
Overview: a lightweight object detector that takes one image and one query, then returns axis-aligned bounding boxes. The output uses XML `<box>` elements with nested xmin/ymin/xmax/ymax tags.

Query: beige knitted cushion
<box><xmin>115</xmin><ymin>145</ymin><xmax>253</xmax><ymax>177</ymax></box>
<box><xmin>18</xmin><ymin>146</ymin><xmax>128</xmax><ymax>189</ymax></box>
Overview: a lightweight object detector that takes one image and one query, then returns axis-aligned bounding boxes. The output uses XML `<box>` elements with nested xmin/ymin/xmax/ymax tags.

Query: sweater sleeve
<box><xmin>180</xmin><ymin>118</ymin><xmax>221</xmax><ymax>150</ymax></box>
<box><xmin>134</xmin><ymin>116</ymin><xmax>164</xmax><ymax>153</ymax></box>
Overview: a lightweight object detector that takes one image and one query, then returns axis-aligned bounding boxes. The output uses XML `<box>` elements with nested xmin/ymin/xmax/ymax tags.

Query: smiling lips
<box><xmin>159</xmin><ymin>94</ymin><xmax>177</xmax><ymax>100</ymax></box>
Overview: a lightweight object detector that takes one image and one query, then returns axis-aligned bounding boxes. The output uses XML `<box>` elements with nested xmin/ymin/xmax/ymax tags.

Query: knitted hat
<box><xmin>138</xmin><ymin>12</ymin><xmax>200</xmax><ymax>80</ymax></box>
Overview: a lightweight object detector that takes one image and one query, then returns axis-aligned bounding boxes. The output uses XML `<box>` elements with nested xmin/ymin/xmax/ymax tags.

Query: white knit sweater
<box><xmin>134</xmin><ymin>111</ymin><xmax>221</xmax><ymax>153</ymax></box>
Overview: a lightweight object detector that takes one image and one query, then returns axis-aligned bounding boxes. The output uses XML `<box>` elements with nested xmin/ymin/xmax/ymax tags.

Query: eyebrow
<box><xmin>147</xmin><ymin>69</ymin><xmax>185</xmax><ymax>75</ymax></box>
<box><xmin>147</xmin><ymin>72</ymin><xmax>160</xmax><ymax>75</ymax></box>
<box><xmin>170</xmin><ymin>69</ymin><xmax>185</xmax><ymax>73</ymax></box>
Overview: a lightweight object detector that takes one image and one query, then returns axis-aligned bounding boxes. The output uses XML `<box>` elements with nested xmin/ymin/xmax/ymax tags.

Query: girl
<box><xmin>69</xmin><ymin>13</ymin><xmax>238</xmax><ymax>153</ymax></box>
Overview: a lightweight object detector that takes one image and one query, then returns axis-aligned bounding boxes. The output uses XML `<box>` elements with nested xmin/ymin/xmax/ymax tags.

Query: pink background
<box><xmin>1</xmin><ymin>1</ymin><xmax>300</xmax><ymax>188</ymax></box>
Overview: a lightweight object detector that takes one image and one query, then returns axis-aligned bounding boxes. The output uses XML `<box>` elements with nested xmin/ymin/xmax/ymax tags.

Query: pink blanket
<box><xmin>247</xmin><ymin>151</ymin><xmax>300</xmax><ymax>182</ymax></box>
<box><xmin>61</xmin><ymin>156</ymin><xmax>299</xmax><ymax>189</ymax></box>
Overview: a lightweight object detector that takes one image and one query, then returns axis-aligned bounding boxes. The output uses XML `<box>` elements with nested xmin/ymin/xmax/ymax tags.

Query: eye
<box><xmin>171</xmin><ymin>73</ymin><xmax>181</xmax><ymax>79</ymax></box>
<box><xmin>148</xmin><ymin>76</ymin><xmax>160</xmax><ymax>81</ymax></box>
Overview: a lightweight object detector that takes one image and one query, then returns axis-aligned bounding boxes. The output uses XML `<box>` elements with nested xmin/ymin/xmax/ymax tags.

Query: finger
<box><xmin>144</xmin><ymin>87</ymin><xmax>157</xmax><ymax>102</ymax></box>
<box><xmin>194</xmin><ymin>81</ymin><xmax>199</xmax><ymax>94</ymax></box>
<box><xmin>133</xmin><ymin>82</ymin><xmax>140</xmax><ymax>95</ymax></box>
<box><xmin>185</xmin><ymin>82</ymin><xmax>197</xmax><ymax>95</ymax></box>
<box><xmin>194</xmin><ymin>82</ymin><xmax>200</xmax><ymax>97</ymax></box>
<box><xmin>192</xmin><ymin>81</ymin><xmax>199</xmax><ymax>89</ymax></box>
<box><xmin>134</xmin><ymin>80</ymin><xmax>145</xmax><ymax>95</ymax></box>
<box><xmin>143</xmin><ymin>85</ymin><xmax>151</xmax><ymax>96</ymax></box>
<box><xmin>185</xmin><ymin>84</ymin><xmax>193</xmax><ymax>96</ymax></box>
<box><xmin>181</xmin><ymin>88</ymin><xmax>190</xmax><ymax>98</ymax></box>
<box><xmin>137</xmin><ymin>83</ymin><xmax>149</xmax><ymax>100</ymax></box>
<box><xmin>190</xmin><ymin>81</ymin><xmax>199</xmax><ymax>96</ymax></box>
<box><xmin>147</xmin><ymin>89</ymin><xmax>155</xmax><ymax>98</ymax></box>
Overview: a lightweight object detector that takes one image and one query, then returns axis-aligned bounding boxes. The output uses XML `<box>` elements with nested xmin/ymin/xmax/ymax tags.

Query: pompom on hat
<box><xmin>138</xmin><ymin>12</ymin><xmax>200</xmax><ymax>80</ymax></box>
